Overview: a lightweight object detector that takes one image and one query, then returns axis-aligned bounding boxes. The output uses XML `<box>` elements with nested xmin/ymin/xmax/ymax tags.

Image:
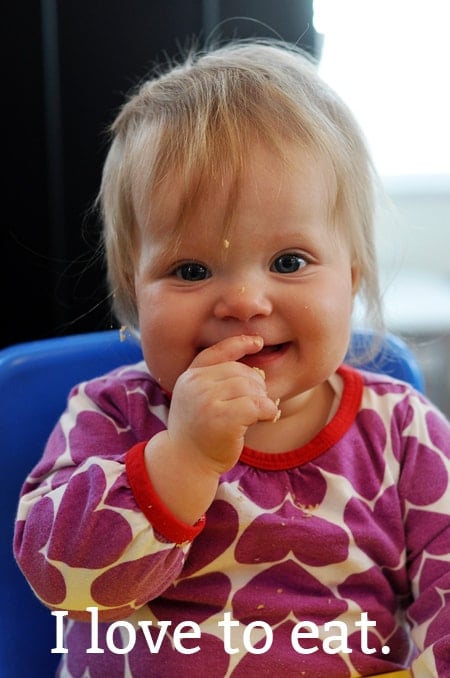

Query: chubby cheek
<box><xmin>319</xmin><ymin>289</ymin><xmax>354</xmax><ymax>357</ymax></box>
<box><xmin>140</xmin><ymin>324</ymin><xmax>189</xmax><ymax>392</ymax></box>
<box><xmin>294</xmin><ymin>280</ymin><xmax>354</xmax><ymax>361</ymax></box>
<box><xmin>136</xmin><ymin>290</ymin><xmax>190</xmax><ymax>391</ymax></box>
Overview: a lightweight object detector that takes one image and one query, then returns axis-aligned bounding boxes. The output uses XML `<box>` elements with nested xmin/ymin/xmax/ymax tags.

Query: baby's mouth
<box><xmin>195</xmin><ymin>341</ymin><xmax>289</xmax><ymax>362</ymax></box>
<box><xmin>255</xmin><ymin>343</ymin><xmax>285</xmax><ymax>356</ymax></box>
<box><xmin>239</xmin><ymin>342</ymin><xmax>289</xmax><ymax>367</ymax></box>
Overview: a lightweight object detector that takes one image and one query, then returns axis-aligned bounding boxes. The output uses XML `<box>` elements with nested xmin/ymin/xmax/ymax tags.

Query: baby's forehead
<box><xmin>142</xmin><ymin>179</ymin><xmax>235</xmax><ymax>253</ymax></box>
<box><xmin>142</xmin><ymin>142</ymin><xmax>335</xmax><ymax>237</ymax></box>
<box><xmin>138</xmin><ymin>150</ymin><xmax>338</xmax><ymax>263</ymax></box>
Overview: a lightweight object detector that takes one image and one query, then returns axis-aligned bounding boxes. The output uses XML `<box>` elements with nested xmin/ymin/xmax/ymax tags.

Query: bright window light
<box><xmin>313</xmin><ymin>0</ymin><xmax>450</xmax><ymax>178</ymax></box>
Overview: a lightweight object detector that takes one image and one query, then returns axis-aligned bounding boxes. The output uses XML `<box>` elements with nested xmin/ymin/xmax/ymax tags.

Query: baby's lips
<box><xmin>195</xmin><ymin>334</ymin><xmax>265</xmax><ymax>366</ymax></box>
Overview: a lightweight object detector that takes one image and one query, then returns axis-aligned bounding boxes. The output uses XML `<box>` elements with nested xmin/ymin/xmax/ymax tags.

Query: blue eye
<box><xmin>174</xmin><ymin>262</ymin><xmax>211</xmax><ymax>281</ymax></box>
<box><xmin>271</xmin><ymin>254</ymin><xmax>307</xmax><ymax>274</ymax></box>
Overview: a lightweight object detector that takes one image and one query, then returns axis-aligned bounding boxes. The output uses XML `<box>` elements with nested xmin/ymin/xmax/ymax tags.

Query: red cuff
<box><xmin>126</xmin><ymin>441</ymin><xmax>206</xmax><ymax>545</ymax></box>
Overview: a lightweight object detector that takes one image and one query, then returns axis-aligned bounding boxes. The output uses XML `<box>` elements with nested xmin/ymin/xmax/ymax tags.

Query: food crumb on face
<box><xmin>252</xmin><ymin>366</ymin><xmax>266</xmax><ymax>380</ymax></box>
<box><xmin>223</xmin><ymin>238</ymin><xmax>230</xmax><ymax>248</ymax></box>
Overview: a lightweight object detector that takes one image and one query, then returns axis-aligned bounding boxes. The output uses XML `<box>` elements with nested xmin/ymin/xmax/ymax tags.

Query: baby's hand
<box><xmin>167</xmin><ymin>335</ymin><xmax>279</xmax><ymax>474</ymax></box>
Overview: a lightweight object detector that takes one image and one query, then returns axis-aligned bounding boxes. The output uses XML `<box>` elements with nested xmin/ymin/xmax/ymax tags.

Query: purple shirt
<box><xmin>14</xmin><ymin>363</ymin><xmax>450</xmax><ymax>676</ymax></box>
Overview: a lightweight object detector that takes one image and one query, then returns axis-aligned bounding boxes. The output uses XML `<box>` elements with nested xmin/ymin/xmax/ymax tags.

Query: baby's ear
<box><xmin>351</xmin><ymin>265</ymin><xmax>361</xmax><ymax>296</ymax></box>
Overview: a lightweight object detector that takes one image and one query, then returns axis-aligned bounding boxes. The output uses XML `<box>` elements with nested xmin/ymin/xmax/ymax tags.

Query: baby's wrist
<box><xmin>143</xmin><ymin>432</ymin><xmax>221</xmax><ymax>524</ymax></box>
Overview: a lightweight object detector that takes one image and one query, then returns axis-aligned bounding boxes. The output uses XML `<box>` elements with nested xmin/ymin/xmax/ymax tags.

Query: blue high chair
<box><xmin>0</xmin><ymin>329</ymin><xmax>424</xmax><ymax>677</ymax></box>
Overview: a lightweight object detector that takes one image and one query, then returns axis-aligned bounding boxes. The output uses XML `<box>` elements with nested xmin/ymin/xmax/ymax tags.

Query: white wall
<box><xmin>377</xmin><ymin>176</ymin><xmax>450</xmax><ymax>280</ymax></box>
<box><xmin>375</xmin><ymin>176</ymin><xmax>450</xmax><ymax>416</ymax></box>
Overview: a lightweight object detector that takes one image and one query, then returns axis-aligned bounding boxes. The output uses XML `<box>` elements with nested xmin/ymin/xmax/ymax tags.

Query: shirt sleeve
<box><xmin>13</xmin><ymin>367</ymin><xmax>201</xmax><ymax>622</ymax></box>
<box><xmin>399</xmin><ymin>395</ymin><xmax>450</xmax><ymax>677</ymax></box>
<box><xmin>126</xmin><ymin>440</ymin><xmax>206</xmax><ymax>544</ymax></box>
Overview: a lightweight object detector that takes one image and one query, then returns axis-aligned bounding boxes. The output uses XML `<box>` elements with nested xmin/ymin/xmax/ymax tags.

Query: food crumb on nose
<box><xmin>223</xmin><ymin>239</ymin><xmax>230</xmax><ymax>248</ymax></box>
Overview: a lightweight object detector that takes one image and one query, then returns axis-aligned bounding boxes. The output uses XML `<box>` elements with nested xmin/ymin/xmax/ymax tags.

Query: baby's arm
<box><xmin>13</xmin><ymin>367</ymin><xmax>191</xmax><ymax>622</ymax></box>
<box><xmin>143</xmin><ymin>334</ymin><xmax>279</xmax><ymax>526</ymax></box>
<box><xmin>402</xmin><ymin>400</ymin><xmax>450</xmax><ymax>676</ymax></box>
<box><xmin>14</xmin><ymin>334</ymin><xmax>277</xmax><ymax>622</ymax></box>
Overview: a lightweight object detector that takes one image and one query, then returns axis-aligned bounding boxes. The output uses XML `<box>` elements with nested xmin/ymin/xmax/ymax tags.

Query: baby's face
<box><xmin>134</xmin><ymin>145</ymin><xmax>359</xmax><ymax>406</ymax></box>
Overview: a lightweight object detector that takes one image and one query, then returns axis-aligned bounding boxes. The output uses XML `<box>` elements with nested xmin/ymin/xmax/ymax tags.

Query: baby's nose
<box><xmin>213</xmin><ymin>281</ymin><xmax>272</xmax><ymax>322</ymax></box>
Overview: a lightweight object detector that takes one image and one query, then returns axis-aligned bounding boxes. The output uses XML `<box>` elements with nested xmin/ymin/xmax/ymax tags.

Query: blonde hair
<box><xmin>99</xmin><ymin>39</ymin><xmax>382</xmax><ymax>334</ymax></box>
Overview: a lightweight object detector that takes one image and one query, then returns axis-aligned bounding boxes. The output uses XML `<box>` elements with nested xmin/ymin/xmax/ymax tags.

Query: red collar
<box><xmin>239</xmin><ymin>365</ymin><xmax>363</xmax><ymax>470</ymax></box>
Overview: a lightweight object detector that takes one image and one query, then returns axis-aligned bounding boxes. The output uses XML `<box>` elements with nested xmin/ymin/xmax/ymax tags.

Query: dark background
<box><xmin>2</xmin><ymin>0</ymin><xmax>317</xmax><ymax>349</ymax></box>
